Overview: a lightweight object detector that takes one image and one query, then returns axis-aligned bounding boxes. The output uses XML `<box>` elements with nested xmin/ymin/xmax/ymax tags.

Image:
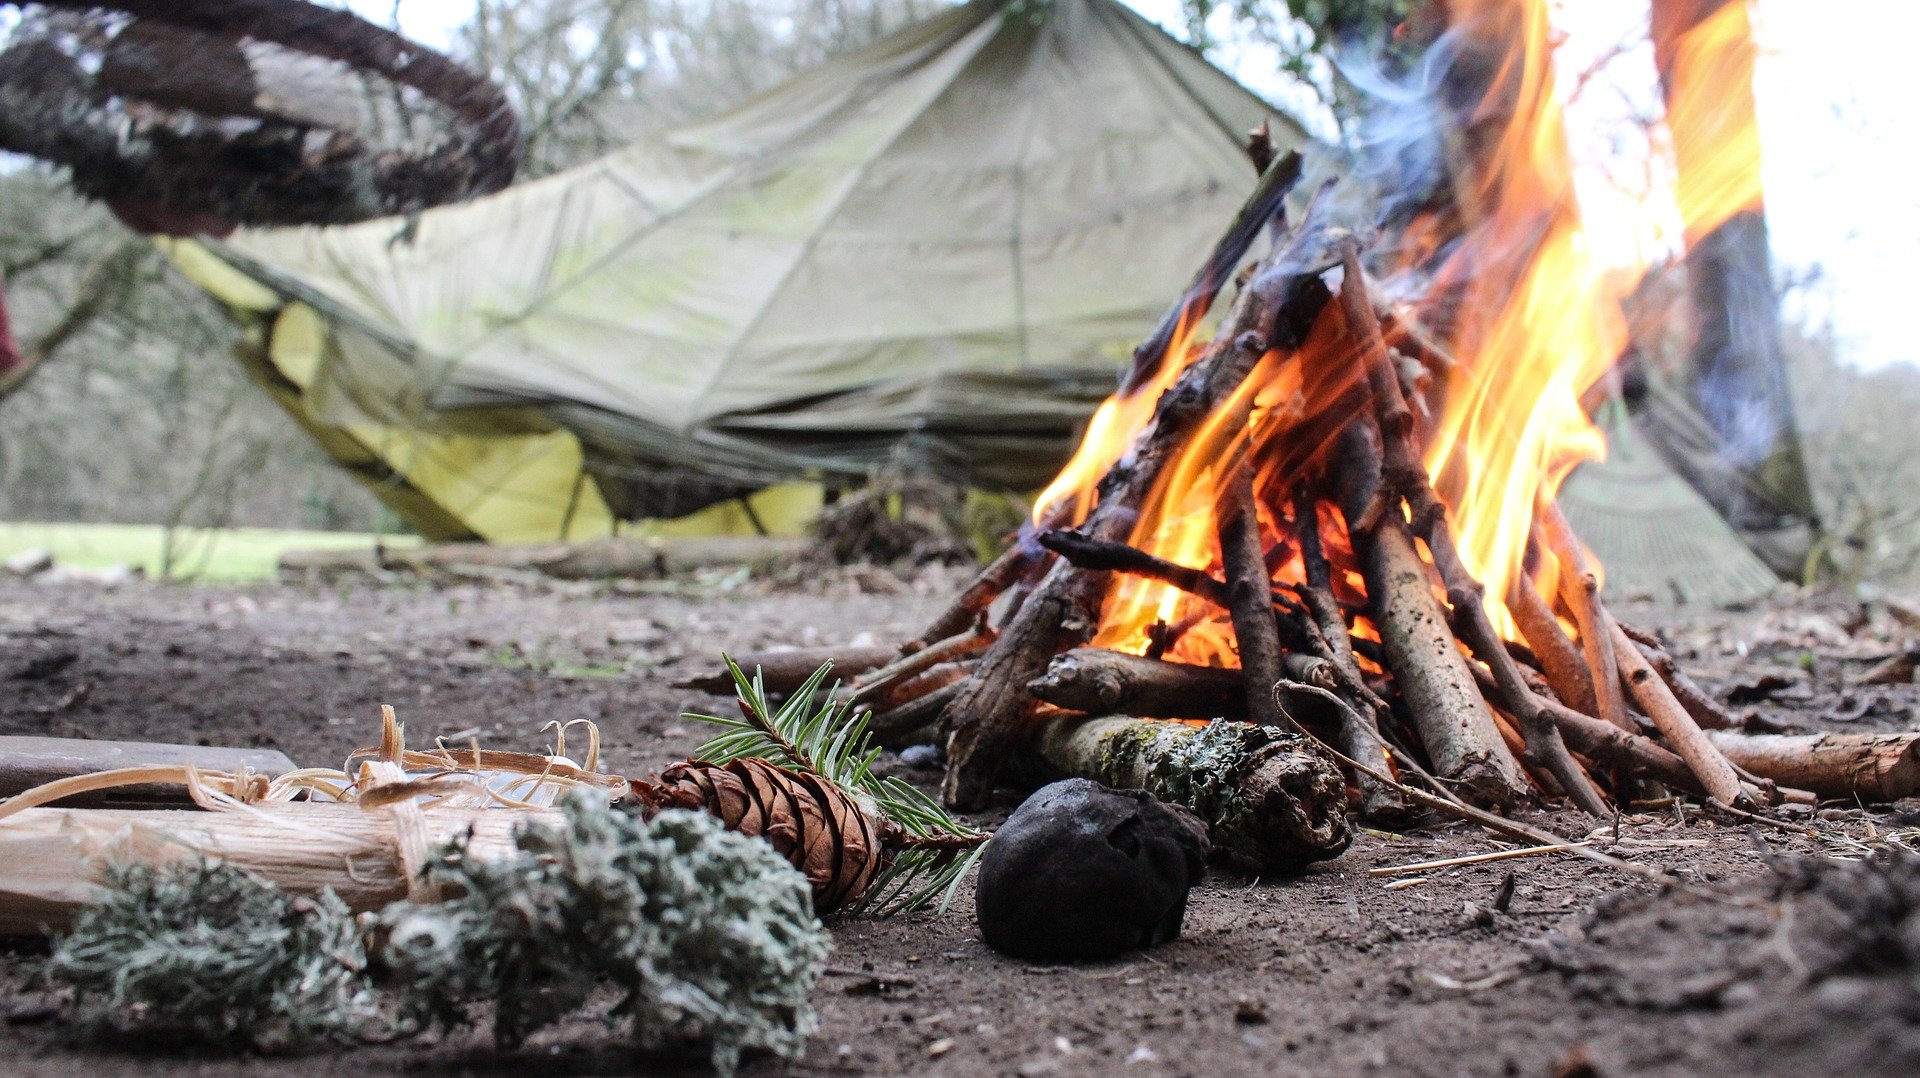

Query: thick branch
<box><xmin>1027</xmin><ymin>648</ymin><xmax>1244</xmax><ymax>719</ymax></box>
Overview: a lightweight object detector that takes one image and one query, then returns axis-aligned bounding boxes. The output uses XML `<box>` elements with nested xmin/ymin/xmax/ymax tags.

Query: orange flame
<box><xmin>1656</xmin><ymin>0</ymin><xmax>1766</xmax><ymax>244</ymax></box>
<box><xmin>1033</xmin><ymin>0</ymin><xmax>1768</xmax><ymax>661</ymax></box>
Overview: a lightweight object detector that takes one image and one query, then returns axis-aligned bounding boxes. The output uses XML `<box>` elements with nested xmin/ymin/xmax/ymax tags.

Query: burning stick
<box><xmin>1538</xmin><ymin>507</ymin><xmax>1630</xmax><ymax>731</ymax></box>
<box><xmin>1340</xmin><ymin>249</ymin><xmax>1606</xmax><ymax>816</ymax></box>
<box><xmin>1036</xmin><ymin>530</ymin><xmax>1232</xmax><ymax>608</ymax></box>
<box><xmin>1507</xmin><ymin>558</ymin><xmax>1601</xmax><ymax>718</ymax></box>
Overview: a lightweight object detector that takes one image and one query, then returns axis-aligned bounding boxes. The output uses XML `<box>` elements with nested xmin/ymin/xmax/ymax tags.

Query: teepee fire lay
<box><xmin>770</xmin><ymin>0</ymin><xmax>1920</xmax><ymax>849</ymax></box>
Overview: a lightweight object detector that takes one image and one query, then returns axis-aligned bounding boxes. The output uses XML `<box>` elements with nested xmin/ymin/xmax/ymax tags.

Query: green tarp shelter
<box><xmin>173</xmin><ymin>0</ymin><xmax>1309</xmax><ymax>542</ymax></box>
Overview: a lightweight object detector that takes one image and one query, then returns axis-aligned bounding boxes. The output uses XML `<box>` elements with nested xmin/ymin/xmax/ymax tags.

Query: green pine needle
<box><xmin>684</xmin><ymin>655</ymin><xmax>989</xmax><ymax>916</ymax></box>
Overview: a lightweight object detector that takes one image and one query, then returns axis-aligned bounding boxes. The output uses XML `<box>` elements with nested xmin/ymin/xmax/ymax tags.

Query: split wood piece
<box><xmin>675</xmin><ymin>645</ymin><xmax>899</xmax><ymax>695</ymax></box>
<box><xmin>1609</xmin><ymin>619</ymin><xmax>1749</xmax><ymax>806</ymax></box>
<box><xmin>1508</xmin><ymin>566</ymin><xmax>1600</xmax><ymax>718</ymax></box>
<box><xmin>1538</xmin><ymin>508</ymin><xmax>1630</xmax><ymax>731</ymax></box>
<box><xmin>1338</xmin><ymin>248</ymin><xmax>1602</xmax><ymax>816</ymax></box>
<box><xmin>0</xmin><ymin>802</ymin><xmax>534</xmax><ymax>936</ymax></box>
<box><xmin>940</xmin><ymin>157</ymin><xmax>1317</xmax><ymax>810</ymax></box>
<box><xmin>1707</xmin><ymin>731</ymin><xmax>1920</xmax><ymax>801</ymax></box>
<box><xmin>905</xmin><ymin>545</ymin><xmax>1036</xmax><ymax>654</ymax></box>
<box><xmin>0</xmin><ymin>736</ymin><xmax>295</xmax><ymax>806</ymax></box>
<box><xmin>1216</xmin><ymin>449</ymin><xmax>1288</xmax><ymax>729</ymax></box>
<box><xmin>844</xmin><ymin>624</ymin><xmax>994</xmax><ymax>707</ymax></box>
<box><xmin>1026</xmin><ymin>715</ymin><xmax>1350</xmax><ymax>872</ymax></box>
<box><xmin>1028</xmin><ymin>649</ymin><xmax>1244</xmax><ymax>720</ymax></box>
<box><xmin>1037</xmin><ymin>530</ymin><xmax>1231</xmax><ymax>608</ymax></box>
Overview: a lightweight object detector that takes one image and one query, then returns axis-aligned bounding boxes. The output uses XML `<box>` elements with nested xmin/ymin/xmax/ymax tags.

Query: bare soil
<box><xmin>3</xmin><ymin>573</ymin><xmax>1919</xmax><ymax>1076</ymax></box>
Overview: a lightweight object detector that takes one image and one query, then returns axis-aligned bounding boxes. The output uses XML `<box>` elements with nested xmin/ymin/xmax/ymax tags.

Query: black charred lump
<box><xmin>975</xmin><ymin>779</ymin><xmax>1209</xmax><ymax>961</ymax></box>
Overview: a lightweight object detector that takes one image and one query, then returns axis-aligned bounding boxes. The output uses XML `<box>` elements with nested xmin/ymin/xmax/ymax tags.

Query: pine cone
<box><xmin>640</xmin><ymin>758</ymin><xmax>887</xmax><ymax>913</ymax></box>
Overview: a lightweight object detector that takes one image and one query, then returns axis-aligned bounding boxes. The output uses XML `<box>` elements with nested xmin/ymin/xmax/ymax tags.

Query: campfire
<box><xmin>786</xmin><ymin>0</ymin><xmax>1904</xmax><ymax>844</ymax></box>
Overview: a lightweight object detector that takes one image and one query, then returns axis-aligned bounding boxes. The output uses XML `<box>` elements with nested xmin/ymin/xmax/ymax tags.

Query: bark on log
<box><xmin>1707</xmin><ymin>731</ymin><xmax>1920</xmax><ymax>801</ymax></box>
<box><xmin>1027</xmin><ymin>716</ymin><xmax>1351</xmax><ymax>872</ymax></box>
<box><xmin>1027</xmin><ymin>649</ymin><xmax>1245</xmax><ymax>719</ymax></box>
<box><xmin>0</xmin><ymin>736</ymin><xmax>295</xmax><ymax>807</ymax></box>
<box><xmin>676</xmin><ymin>646</ymin><xmax>899</xmax><ymax>695</ymax></box>
<box><xmin>1361</xmin><ymin>521</ymin><xmax>1530</xmax><ymax>807</ymax></box>
<box><xmin>0</xmin><ymin>803</ymin><xmax>535</xmax><ymax>936</ymax></box>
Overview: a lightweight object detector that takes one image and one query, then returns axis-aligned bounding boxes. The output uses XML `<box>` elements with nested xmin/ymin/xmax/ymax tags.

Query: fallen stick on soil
<box><xmin>1368</xmin><ymin>842</ymin><xmax>1589</xmax><ymax>877</ymax></box>
<box><xmin>1706</xmin><ymin>731</ymin><xmax>1920</xmax><ymax>801</ymax></box>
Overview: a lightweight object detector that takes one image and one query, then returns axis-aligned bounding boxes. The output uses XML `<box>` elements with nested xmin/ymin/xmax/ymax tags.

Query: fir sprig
<box><xmin>687</xmin><ymin>655</ymin><xmax>990</xmax><ymax>916</ymax></box>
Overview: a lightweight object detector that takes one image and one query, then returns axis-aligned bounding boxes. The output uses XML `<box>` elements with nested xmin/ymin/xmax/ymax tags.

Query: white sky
<box><xmin>353</xmin><ymin>0</ymin><xmax>1920</xmax><ymax>370</ymax></box>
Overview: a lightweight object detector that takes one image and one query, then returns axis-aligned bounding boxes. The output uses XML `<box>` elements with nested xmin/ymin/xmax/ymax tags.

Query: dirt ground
<box><xmin>4</xmin><ymin>571</ymin><xmax>1919</xmax><ymax>1076</ymax></box>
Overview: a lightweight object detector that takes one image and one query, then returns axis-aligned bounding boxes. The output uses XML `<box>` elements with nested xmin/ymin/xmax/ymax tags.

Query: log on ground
<box><xmin>1028</xmin><ymin>715</ymin><xmax>1351</xmax><ymax>872</ymax></box>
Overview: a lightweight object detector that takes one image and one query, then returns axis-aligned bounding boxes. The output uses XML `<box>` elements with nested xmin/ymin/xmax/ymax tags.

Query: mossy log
<box><xmin>1028</xmin><ymin>716</ymin><xmax>1350</xmax><ymax>872</ymax></box>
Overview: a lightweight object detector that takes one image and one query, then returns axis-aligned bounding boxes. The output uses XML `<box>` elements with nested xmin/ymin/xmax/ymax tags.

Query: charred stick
<box><xmin>1539</xmin><ymin>507</ymin><xmax>1630</xmax><ymax>731</ymax></box>
<box><xmin>905</xmin><ymin>545</ymin><xmax>1035</xmax><ymax>653</ymax></box>
<box><xmin>1122</xmin><ymin>152</ymin><xmax>1304</xmax><ymax>393</ymax></box>
<box><xmin>1609</xmin><ymin>619</ymin><xmax>1750</xmax><ymax>806</ymax></box>
<box><xmin>1027</xmin><ymin>648</ymin><xmax>1246</xmax><ymax>719</ymax></box>
<box><xmin>1508</xmin><ymin>559</ymin><xmax>1600</xmax><ymax>717</ymax></box>
<box><xmin>1216</xmin><ymin>444</ymin><xmax>1288</xmax><ymax>729</ymax></box>
<box><xmin>1037</xmin><ymin>530</ymin><xmax>1231</xmax><ymax>608</ymax></box>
